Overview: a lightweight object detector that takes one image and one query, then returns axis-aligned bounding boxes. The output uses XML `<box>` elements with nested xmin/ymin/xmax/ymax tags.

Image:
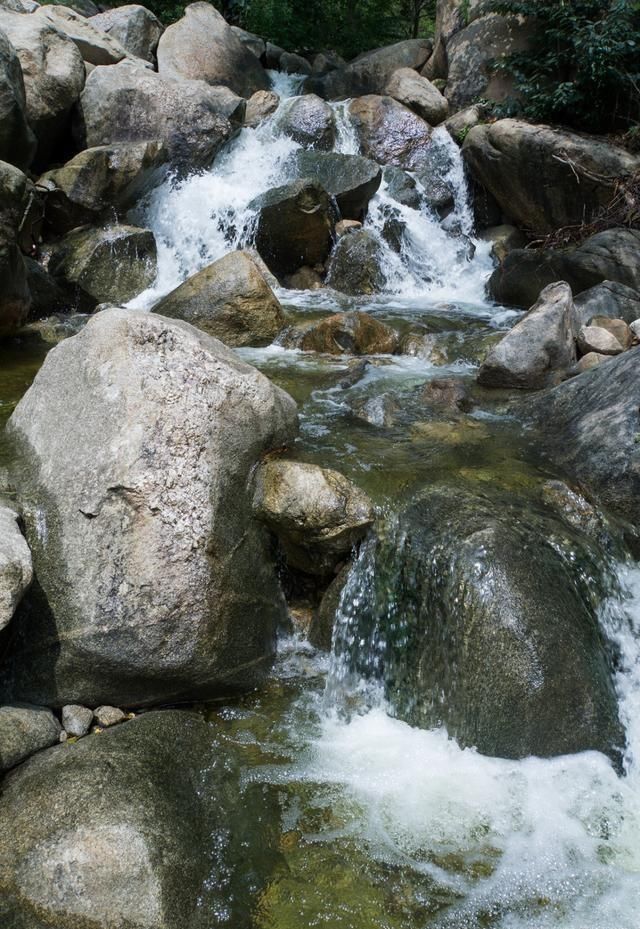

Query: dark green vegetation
<box><xmin>491</xmin><ymin>0</ymin><xmax>640</xmax><ymax>132</ymax></box>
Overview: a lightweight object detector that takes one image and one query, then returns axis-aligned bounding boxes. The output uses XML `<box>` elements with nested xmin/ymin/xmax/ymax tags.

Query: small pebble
<box><xmin>93</xmin><ymin>705</ymin><xmax>127</xmax><ymax>728</ymax></box>
<box><xmin>62</xmin><ymin>704</ymin><xmax>94</xmax><ymax>738</ymax></box>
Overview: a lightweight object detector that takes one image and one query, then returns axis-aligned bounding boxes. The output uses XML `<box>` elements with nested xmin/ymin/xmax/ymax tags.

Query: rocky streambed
<box><xmin>1</xmin><ymin>1</ymin><xmax>640</xmax><ymax>927</ymax></box>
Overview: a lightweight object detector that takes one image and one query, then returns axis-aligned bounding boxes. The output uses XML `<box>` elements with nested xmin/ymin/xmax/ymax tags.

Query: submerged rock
<box><xmin>518</xmin><ymin>347</ymin><xmax>640</xmax><ymax>531</ymax></box>
<box><xmin>0</xmin><ymin>703</ymin><xmax>61</xmax><ymax>773</ymax></box>
<box><xmin>2</xmin><ymin>308</ymin><xmax>297</xmax><ymax>706</ymax></box>
<box><xmin>0</xmin><ymin>710</ymin><xmax>283</xmax><ymax>928</ymax></box>
<box><xmin>156</xmin><ymin>1</ymin><xmax>269</xmax><ymax>98</ymax></box>
<box><xmin>253</xmin><ymin>459</ymin><xmax>374</xmax><ymax>576</ymax></box>
<box><xmin>298</xmin><ymin>310</ymin><xmax>399</xmax><ymax>355</ymax></box>
<box><xmin>478</xmin><ymin>282</ymin><xmax>577</xmax><ymax>389</ymax></box>
<box><xmin>251</xmin><ymin>179</ymin><xmax>336</xmax><ymax>276</ymax></box>
<box><xmin>341</xmin><ymin>483</ymin><xmax>624</xmax><ymax>764</ymax></box>
<box><xmin>152</xmin><ymin>250</ymin><xmax>285</xmax><ymax>347</ymax></box>
<box><xmin>325</xmin><ymin>229</ymin><xmax>385</xmax><ymax>296</ymax></box>
<box><xmin>48</xmin><ymin>223</ymin><xmax>157</xmax><ymax>307</ymax></box>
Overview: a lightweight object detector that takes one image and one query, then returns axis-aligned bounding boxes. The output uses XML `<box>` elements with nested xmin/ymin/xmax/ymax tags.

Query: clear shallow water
<box><xmin>10</xmin><ymin>75</ymin><xmax>640</xmax><ymax>927</ymax></box>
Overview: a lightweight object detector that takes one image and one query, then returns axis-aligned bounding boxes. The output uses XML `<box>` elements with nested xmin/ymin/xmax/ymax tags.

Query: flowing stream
<box><xmin>6</xmin><ymin>74</ymin><xmax>640</xmax><ymax>927</ymax></box>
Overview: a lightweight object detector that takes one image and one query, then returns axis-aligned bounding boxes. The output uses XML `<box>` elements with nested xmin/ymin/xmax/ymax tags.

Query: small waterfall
<box><xmin>130</xmin><ymin>82</ymin><xmax>494</xmax><ymax>310</ymax></box>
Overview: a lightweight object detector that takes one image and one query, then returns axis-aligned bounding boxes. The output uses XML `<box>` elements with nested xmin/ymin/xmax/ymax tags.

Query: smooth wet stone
<box><xmin>278</xmin><ymin>94</ymin><xmax>335</xmax><ymax>150</ymax></box>
<box><xmin>94</xmin><ymin>705</ymin><xmax>126</xmax><ymax>728</ymax></box>
<box><xmin>61</xmin><ymin>704</ymin><xmax>93</xmax><ymax>737</ymax></box>
<box><xmin>298</xmin><ymin>310</ymin><xmax>399</xmax><ymax>356</ymax></box>
<box><xmin>326</xmin><ymin>230</ymin><xmax>386</xmax><ymax>296</ymax></box>
<box><xmin>0</xmin><ymin>703</ymin><xmax>61</xmax><ymax>772</ymax></box>
<box><xmin>420</xmin><ymin>377</ymin><xmax>472</xmax><ymax>415</ymax></box>
<box><xmin>2</xmin><ymin>308</ymin><xmax>297</xmax><ymax>707</ymax></box>
<box><xmin>286</xmin><ymin>150</ymin><xmax>382</xmax><ymax>221</ymax></box>
<box><xmin>285</xmin><ymin>266</ymin><xmax>323</xmax><ymax>290</ymax></box>
<box><xmin>253</xmin><ymin>458</ymin><xmax>374</xmax><ymax>576</ymax></box>
<box><xmin>309</xmin><ymin>563</ymin><xmax>350</xmax><ymax>650</ymax></box>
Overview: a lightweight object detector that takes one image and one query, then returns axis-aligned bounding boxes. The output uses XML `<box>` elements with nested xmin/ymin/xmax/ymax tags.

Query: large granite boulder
<box><xmin>278</xmin><ymin>93</ymin><xmax>336</xmax><ymax>150</ymax></box>
<box><xmin>286</xmin><ymin>150</ymin><xmax>381</xmax><ymax>220</ymax></box>
<box><xmin>156</xmin><ymin>1</ymin><xmax>269</xmax><ymax>98</ymax></box>
<box><xmin>37</xmin><ymin>5</ymin><xmax>128</xmax><ymax>65</ymax></box>
<box><xmin>464</xmin><ymin>120</ymin><xmax>640</xmax><ymax>234</ymax></box>
<box><xmin>0</xmin><ymin>8</ymin><xmax>85</xmax><ymax>163</ymax></box>
<box><xmin>0</xmin><ymin>504</ymin><xmax>32</xmax><ymax>632</ymax></box>
<box><xmin>2</xmin><ymin>309</ymin><xmax>297</xmax><ymax>707</ymax></box>
<box><xmin>152</xmin><ymin>250</ymin><xmax>285</xmax><ymax>347</ymax></box>
<box><xmin>574</xmin><ymin>280</ymin><xmax>640</xmax><ymax>327</ymax></box>
<box><xmin>0</xmin><ymin>703</ymin><xmax>60</xmax><ymax>773</ymax></box>
<box><xmin>349</xmin><ymin>94</ymin><xmax>432</xmax><ymax>169</ymax></box>
<box><xmin>518</xmin><ymin>347</ymin><xmax>640</xmax><ymax>531</ymax></box>
<box><xmin>250</xmin><ymin>179</ymin><xmax>336</xmax><ymax>276</ymax></box>
<box><xmin>90</xmin><ymin>4</ymin><xmax>163</xmax><ymax>62</ymax></box>
<box><xmin>76</xmin><ymin>59</ymin><xmax>239</xmax><ymax>171</ymax></box>
<box><xmin>478</xmin><ymin>282</ymin><xmax>577</xmax><ymax>389</ymax></box>
<box><xmin>339</xmin><ymin>482</ymin><xmax>624</xmax><ymax>763</ymax></box>
<box><xmin>0</xmin><ymin>710</ymin><xmax>283</xmax><ymax>928</ymax></box>
<box><xmin>0</xmin><ymin>27</ymin><xmax>36</xmax><ymax>170</ymax></box>
<box><xmin>489</xmin><ymin>229</ymin><xmax>640</xmax><ymax>308</ymax></box>
<box><xmin>308</xmin><ymin>38</ymin><xmax>432</xmax><ymax>100</ymax></box>
<box><xmin>253</xmin><ymin>459</ymin><xmax>374</xmax><ymax>575</ymax></box>
<box><xmin>326</xmin><ymin>229</ymin><xmax>386</xmax><ymax>296</ymax></box>
<box><xmin>48</xmin><ymin>224</ymin><xmax>157</xmax><ymax>307</ymax></box>
<box><xmin>385</xmin><ymin>67</ymin><xmax>448</xmax><ymax>125</ymax></box>
<box><xmin>39</xmin><ymin>140</ymin><xmax>168</xmax><ymax>233</ymax></box>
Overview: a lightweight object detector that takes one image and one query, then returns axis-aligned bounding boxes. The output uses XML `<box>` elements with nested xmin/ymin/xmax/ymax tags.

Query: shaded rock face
<box><xmin>0</xmin><ymin>504</ymin><xmax>32</xmax><ymax>632</ymax></box>
<box><xmin>49</xmin><ymin>224</ymin><xmax>157</xmax><ymax>307</ymax></box>
<box><xmin>77</xmin><ymin>60</ymin><xmax>238</xmax><ymax>171</ymax></box>
<box><xmin>251</xmin><ymin>179</ymin><xmax>336</xmax><ymax>276</ymax></box>
<box><xmin>0</xmin><ymin>711</ymin><xmax>284</xmax><ymax>929</ymax></box>
<box><xmin>0</xmin><ymin>160</ymin><xmax>33</xmax><ymax>336</ymax></box>
<box><xmin>445</xmin><ymin>14</ymin><xmax>533</xmax><ymax>110</ymax></box>
<box><xmin>0</xmin><ymin>27</ymin><xmax>36</xmax><ymax>170</ymax></box>
<box><xmin>152</xmin><ymin>250</ymin><xmax>285</xmax><ymax>347</ymax></box>
<box><xmin>286</xmin><ymin>150</ymin><xmax>381</xmax><ymax>220</ymax></box>
<box><xmin>478</xmin><ymin>282</ymin><xmax>577</xmax><ymax>389</ymax></box>
<box><xmin>489</xmin><ymin>229</ymin><xmax>640</xmax><ymax>309</ymax></box>
<box><xmin>278</xmin><ymin>94</ymin><xmax>336</xmax><ymax>150</ymax></box>
<box><xmin>326</xmin><ymin>229</ymin><xmax>385</xmax><ymax>296</ymax></box>
<box><xmin>309</xmin><ymin>38</ymin><xmax>432</xmax><ymax>100</ymax></box>
<box><xmin>340</xmin><ymin>484</ymin><xmax>624</xmax><ymax>764</ymax></box>
<box><xmin>574</xmin><ymin>280</ymin><xmax>640</xmax><ymax>327</ymax></box>
<box><xmin>0</xmin><ymin>703</ymin><xmax>61</xmax><ymax>773</ymax></box>
<box><xmin>280</xmin><ymin>50</ymin><xmax>311</xmax><ymax>75</ymax></box>
<box><xmin>156</xmin><ymin>1</ymin><xmax>269</xmax><ymax>98</ymax></box>
<box><xmin>230</xmin><ymin>25</ymin><xmax>265</xmax><ymax>60</ymax></box>
<box><xmin>253</xmin><ymin>459</ymin><xmax>374</xmax><ymax>576</ymax></box>
<box><xmin>90</xmin><ymin>4</ymin><xmax>163</xmax><ymax>63</ymax></box>
<box><xmin>464</xmin><ymin>120</ymin><xmax>640</xmax><ymax>234</ymax></box>
<box><xmin>385</xmin><ymin>67</ymin><xmax>448</xmax><ymax>126</ymax></box>
<box><xmin>2</xmin><ymin>309</ymin><xmax>297</xmax><ymax>707</ymax></box>
<box><xmin>518</xmin><ymin>347</ymin><xmax>640</xmax><ymax>532</ymax></box>
<box><xmin>39</xmin><ymin>140</ymin><xmax>168</xmax><ymax>233</ymax></box>
<box><xmin>0</xmin><ymin>9</ymin><xmax>85</xmax><ymax>164</ymax></box>
<box><xmin>299</xmin><ymin>310</ymin><xmax>399</xmax><ymax>355</ymax></box>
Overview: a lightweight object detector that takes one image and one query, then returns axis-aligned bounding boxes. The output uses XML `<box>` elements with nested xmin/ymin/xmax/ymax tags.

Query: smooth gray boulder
<box><xmin>349</xmin><ymin>94</ymin><xmax>432</xmax><ymax>168</ymax></box>
<box><xmin>250</xmin><ymin>179</ymin><xmax>336</xmax><ymax>276</ymax></box>
<box><xmin>39</xmin><ymin>140</ymin><xmax>168</xmax><ymax>233</ymax></box>
<box><xmin>478</xmin><ymin>282</ymin><xmax>577</xmax><ymax>389</ymax></box>
<box><xmin>519</xmin><ymin>347</ymin><xmax>640</xmax><ymax>530</ymax></box>
<box><xmin>90</xmin><ymin>4</ymin><xmax>163</xmax><ymax>62</ymax></box>
<box><xmin>0</xmin><ymin>8</ymin><xmax>85</xmax><ymax>163</ymax></box>
<box><xmin>0</xmin><ymin>703</ymin><xmax>61</xmax><ymax>773</ymax></box>
<box><xmin>37</xmin><ymin>5</ymin><xmax>127</xmax><ymax>65</ymax></box>
<box><xmin>489</xmin><ymin>229</ymin><xmax>640</xmax><ymax>308</ymax></box>
<box><xmin>152</xmin><ymin>250</ymin><xmax>285</xmax><ymax>347</ymax></box>
<box><xmin>253</xmin><ymin>459</ymin><xmax>374</xmax><ymax>575</ymax></box>
<box><xmin>156</xmin><ymin>1</ymin><xmax>269</xmax><ymax>98</ymax></box>
<box><xmin>48</xmin><ymin>224</ymin><xmax>157</xmax><ymax>307</ymax></box>
<box><xmin>0</xmin><ymin>505</ymin><xmax>32</xmax><ymax>632</ymax></box>
<box><xmin>0</xmin><ymin>28</ymin><xmax>36</xmax><ymax>170</ymax></box>
<box><xmin>326</xmin><ymin>229</ymin><xmax>385</xmax><ymax>296</ymax></box>
<box><xmin>577</xmin><ymin>324</ymin><xmax>624</xmax><ymax>357</ymax></box>
<box><xmin>77</xmin><ymin>59</ymin><xmax>239</xmax><ymax>171</ymax></box>
<box><xmin>464</xmin><ymin>120</ymin><xmax>640</xmax><ymax>234</ymax></box>
<box><xmin>385</xmin><ymin>67</ymin><xmax>448</xmax><ymax>125</ymax></box>
<box><xmin>278</xmin><ymin>93</ymin><xmax>335</xmax><ymax>150</ymax></box>
<box><xmin>286</xmin><ymin>150</ymin><xmax>382</xmax><ymax>220</ymax></box>
<box><xmin>309</xmin><ymin>38</ymin><xmax>432</xmax><ymax>99</ymax></box>
<box><xmin>339</xmin><ymin>483</ymin><xmax>624</xmax><ymax>763</ymax></box>
<box><xmin>574</xmin><ymin>280</ymin><xmax>640</xmax><ymax>327</ymax></box>
<box><xmin>2</xmin><ymin>308</ymin><xmax>297</xmax><ymax>706</ymax></box>
<box><xmin>0</xmin><ymin>710</ymin><xmax>283</xmax><ymax>928</ymax></box>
